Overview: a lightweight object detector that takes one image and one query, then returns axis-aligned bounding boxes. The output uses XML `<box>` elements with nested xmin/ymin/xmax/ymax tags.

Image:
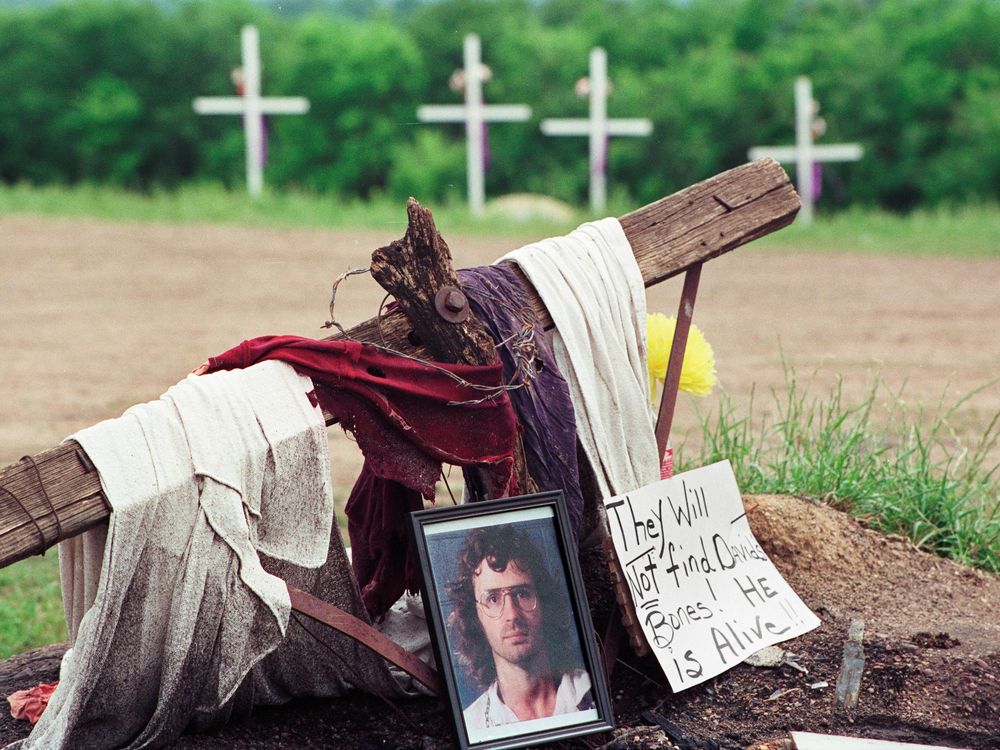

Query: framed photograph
<box><xmin>409</xmin><ymin>491</ymin><xmax>614</xmax><ymax>750</ymax></box>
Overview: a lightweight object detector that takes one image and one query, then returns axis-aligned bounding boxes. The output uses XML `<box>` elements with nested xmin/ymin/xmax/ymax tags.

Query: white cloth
<box><xmin>462</xmin><ymin>668</ymin><xmax>593</xmax><ymax>731</ymax></box>
<box><xmin>376</xmin><ymin>591</ymin><xmax>435</xmax><ymax>695</ymax></box>
<box><xmin>502</xmin><ymin>218</ymin><xmax>660</xmax><ymax>500</ymax></box>
<box><xmin>57</xmin><ymin>362</ymin><xmax>333</xmax><ymax>640</ymax></box>
<box><xmin>58</xmin><ymin>523</ymin><xmax>106</xmax><ymax>642</ymax></box>
<box><xmin>12</xmin><ymin>361</ymin><xmax>398</xmax><ymax>750</ymax></box>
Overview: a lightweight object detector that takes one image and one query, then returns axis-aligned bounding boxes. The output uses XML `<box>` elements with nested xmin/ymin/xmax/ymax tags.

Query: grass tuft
<box><xmin>677</xmin><ymin>370</ymin><xmax>1000</xmax><ymax>572</ymax></box>
<box><xmin>0</xmin><ymin>554</ymin><xmax>67</xmax><ymax>658</ymax></box>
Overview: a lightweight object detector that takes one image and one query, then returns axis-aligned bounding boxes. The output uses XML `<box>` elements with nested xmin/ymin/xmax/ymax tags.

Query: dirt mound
<box><xmin>748</xmin><ymin>494</ymin><xmax>1000</xmax><ymax>656</ymax></box>
<box><xmin>2</xmin><ymin>495</ymin><xmax>997</xmax><ymax>749</ymax></box>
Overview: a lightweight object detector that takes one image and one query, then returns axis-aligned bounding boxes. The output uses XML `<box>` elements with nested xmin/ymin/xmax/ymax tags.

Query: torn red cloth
<box><xmin>342</xmin><ymin>464</ymin><xmax>426</xmax><ymax>615</ymax></box>
<box><xmin>206</xmin><ymin>335</ymin><xmax>519</xmax><ymax>616</ymax></box>
<box><xmin>8</xmin><ymin>681</ymin><xmax>58</xmax><ymax>724</ymax></box>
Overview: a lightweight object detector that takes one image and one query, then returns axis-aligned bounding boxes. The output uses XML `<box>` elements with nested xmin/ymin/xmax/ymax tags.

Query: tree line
<box><xmin>0</xmin><ymin>0</ymin><xmax>997</xmax><ymax>211</ymax></box>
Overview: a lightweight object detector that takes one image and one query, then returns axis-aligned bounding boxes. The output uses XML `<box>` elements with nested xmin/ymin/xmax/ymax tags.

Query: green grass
<box><xmin>0</xmin><ymin>181</ymin><xmax>582</xmax><ymax>239</ymax></box>
<box><xmin>756</xmin><ymin>203</ymin><xmax>1000</xmax><ymax>258</ymax></box>
<box><xmin>0</xmin><ymin>554</ymin><xmax>67</xmax><ymax>659</ymax></box>
<box><xmin>2</xmin><ymin>181</ymin><xmax>999</xmax><ymax>257</ymax></box>
<box><xmin>677</xmin><ymin>370</ymin><xmax>1000</xmax><ymax>572</ymax></box>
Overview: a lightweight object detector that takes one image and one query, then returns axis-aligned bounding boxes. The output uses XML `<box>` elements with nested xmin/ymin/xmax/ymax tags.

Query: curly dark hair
<box><xmin>445</xmin><ymin>524</ymin><xmax>580</xmax><ymax>691</ymax></box>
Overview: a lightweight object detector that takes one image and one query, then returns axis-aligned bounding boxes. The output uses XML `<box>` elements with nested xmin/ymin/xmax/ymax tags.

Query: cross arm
<box><xmin>193</xmin><ymin>98</ymin><xmax>310</xmax><ymax>115</ymax></box>
<box><xmin>0</xmin><ymin>158</ymin><xmax>798</xmax><ymax>569</ymax></box>
<box><xmin>416</xmin><ymin>104</ymin><xmax>532</xmax><ymax>122</ymax></box>
<box><xmin>749</xmin><ymin>144</ymin><xmax>864</xmax><ymax>162</ymax></box>
<box><xmin>540</xmin><ymin>119</ymin><xmax>653</xmax><ymax>137</ymax></box>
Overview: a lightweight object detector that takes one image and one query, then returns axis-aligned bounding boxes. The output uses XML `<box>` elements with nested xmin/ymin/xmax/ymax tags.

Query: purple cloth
<box><xmin>459</xmin><ymin>264</ymin><xmax>585</xmax><ymax>538</ymax></box>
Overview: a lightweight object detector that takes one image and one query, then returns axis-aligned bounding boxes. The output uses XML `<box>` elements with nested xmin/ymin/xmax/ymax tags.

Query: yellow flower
<box><xmin>646</xmin><ymin>312</ymin><xmax>717</xmax><ymax>400</ymax></box>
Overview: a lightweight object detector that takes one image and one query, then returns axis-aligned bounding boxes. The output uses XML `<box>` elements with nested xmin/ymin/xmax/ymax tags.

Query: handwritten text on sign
<box><xmin>604</xmin><ymin>460</ymin><xmax>820</xmax><ymax>691</ymax></box>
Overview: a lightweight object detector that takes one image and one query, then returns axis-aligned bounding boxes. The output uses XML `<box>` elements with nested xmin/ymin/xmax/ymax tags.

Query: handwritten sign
<box><xmin>604</xmin><ymin>460</ymin><xmax>820</xmax><ymax>691</ymax></box>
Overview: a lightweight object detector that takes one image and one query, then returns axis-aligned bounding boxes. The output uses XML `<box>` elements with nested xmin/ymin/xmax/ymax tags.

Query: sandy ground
<box><xmin>2</xmin><ymin>213</ymin><xmax>997</xmax><ymax>492</ymax></box>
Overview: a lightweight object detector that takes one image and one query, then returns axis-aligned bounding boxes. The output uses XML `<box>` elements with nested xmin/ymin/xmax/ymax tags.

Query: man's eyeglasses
<box><xmin>476</xmin><ymin>585</ymin><xmax>538</xmax><ymax>618</ymax></box>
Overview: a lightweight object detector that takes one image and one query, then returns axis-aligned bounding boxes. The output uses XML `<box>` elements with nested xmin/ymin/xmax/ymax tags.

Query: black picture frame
<box><xmin>409</xmin><ymin>491</ymin><xmax>614</xmax><ymax>750</ymax></box>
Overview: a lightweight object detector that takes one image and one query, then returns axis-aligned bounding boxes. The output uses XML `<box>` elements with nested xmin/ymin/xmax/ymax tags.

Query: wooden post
<box><xmin>654</xmin><ymin>263</ymin><xmax>702</xmax><ymax>460</ymax></box>
<box><xmin>0</xmin><ymin>158</ymin><xmax>799</xmax><ymax>570</ymax></box>
<box><xmin>369</xmin><ymin>199</ymin><xmax>497</xmax><ymax>368</ymax></box>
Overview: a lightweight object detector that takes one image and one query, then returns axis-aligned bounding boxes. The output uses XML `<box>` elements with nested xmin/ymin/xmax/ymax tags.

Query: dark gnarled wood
<box><xmin>369</xmin><ymin>198</ymin><xmax>497</xmax><ymax>367</ymax></box>
<box><xmin>0</xmin><ymin>159</ymin><xmax>799</xmax><ymax>569</ymax></box>
<box><xmin>369</xmin><ymin>198</ymin><xmax>517</xmax><ymax>498</ymax></box>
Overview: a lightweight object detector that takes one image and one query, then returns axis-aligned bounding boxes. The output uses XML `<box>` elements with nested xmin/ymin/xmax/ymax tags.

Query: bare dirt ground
<box><xmin>1</xmin><ymin>213</ymin><xmax>999</xmax><ymax>748</ymax></box>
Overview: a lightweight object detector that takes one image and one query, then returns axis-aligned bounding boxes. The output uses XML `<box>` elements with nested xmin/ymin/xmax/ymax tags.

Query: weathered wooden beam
<box><xmin>0</xmin><ymin>444</ymin><xmax>106</xmax><ymax>568</ymax></box>
<box><xmin>0</xmin><ymin>158</ymin><xmax>798</xmax><ymax>569</ymax></box>
<box><xmin>369</xmin><ymin>198</ymin><xmax>520</xmax><ymax>498</ymax></box>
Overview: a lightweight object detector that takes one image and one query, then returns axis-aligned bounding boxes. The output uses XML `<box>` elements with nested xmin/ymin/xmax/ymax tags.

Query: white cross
<box><xmin>540</xmin><ymin>48</ymin><xmax>652</xmax><ymax>213</ymax></box>
<box><xmin>749</xmin><ymin>76</ymin><xmax>862</xmax><ymax>224</ymax></box>
<box><xmin>193</xmin><ymin>26</ymin><xmax>310</xmax><ymax>198</ymax></box>
<box><xmin>417</xmin><ymin>34</ymin><xmax>531</xmax><ymax>217</ymax></box>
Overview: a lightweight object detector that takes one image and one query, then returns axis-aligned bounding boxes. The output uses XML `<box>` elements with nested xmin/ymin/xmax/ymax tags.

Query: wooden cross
<box><xmin>540</xmin><ymin>47</ymin><xmax>653</xmax><ymax>213</ymax></box>
<box><xmin>0</xmin><ymin>158</ymin><xmax>799</xmax><ymax>571</ymax></box>
<box><xmin>193</xmin><ymin>25</ymin><xmax>310</xmax><ymax>198</ymax></box>
<box><xmin>0</xmin><ymin>158</ymin><xmax>800</xmax><ymax>694</ymax></box>
<box><xmin>749</xmin><ymin>76</ymin><xmax>862</xmax><ymax>224</ymax></box>
<box><xmin>416</xmin><ymin>33</ymin><xmax>532</xmax><ymax>217</ymax></box>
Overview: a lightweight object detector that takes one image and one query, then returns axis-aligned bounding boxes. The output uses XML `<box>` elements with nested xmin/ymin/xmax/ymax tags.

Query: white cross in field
<box><xmin>540</xmin><ymin>47</ymin><xmax>652</xmax><ymax>213</ymax></box>
<box><xmin>749</xmin><ymin>76</ymin><xmax>862</xmax><ymax>224</ymax></box>
<box><xmin>193</xmin><ymin>25</ymin><xmax>310</xmax><ymax>198</ymax></box>
<box><xmin>417</xmin><ymin>34</ymin><xmax>532</xmax><ymax>217</ymax></box>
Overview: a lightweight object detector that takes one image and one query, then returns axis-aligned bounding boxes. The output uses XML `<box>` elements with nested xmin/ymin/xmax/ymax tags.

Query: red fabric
<box><xmin>206</xmin><ymin>335</ymin><xmax>519</xmax><ymax>616</ymax></box>
<box><xmin>343</xmin><ymin>464</ymin><xmax>426</xmax><ymax>615</ymax></box>
<box><xmin>660</xmin><ymin>447</ymin><xmax>674</xmax><ymax>480</ymax></box>
<box><xmin>8</xmin><ymin>681</ymin><xmax>58</xmax><ymax>724</ymax></box>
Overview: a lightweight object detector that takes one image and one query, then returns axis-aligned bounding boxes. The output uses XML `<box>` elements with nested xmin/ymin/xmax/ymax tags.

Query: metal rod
<box><xmin>654</xmin><ymin>263</ymin><xmax>702</xmax><ymax>460</ymax></box>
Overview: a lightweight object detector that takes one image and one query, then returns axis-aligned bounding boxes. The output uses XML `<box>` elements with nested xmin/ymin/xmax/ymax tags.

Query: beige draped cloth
<box><xmin>10</xmin><ymin>362</ymin><xmax>401</xmax><ymax>750</ymax></box>
<box><xmin>502</xmin><ymin>217</ymin><xmax>660</xmax><ymax>501</ymax></box>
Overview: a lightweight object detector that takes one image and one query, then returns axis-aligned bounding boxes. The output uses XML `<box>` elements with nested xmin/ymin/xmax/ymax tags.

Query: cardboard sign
<box><xmin>604</xmin><ymin>460</ymin><xmax>820</xmax><ymax>691</ymax></box>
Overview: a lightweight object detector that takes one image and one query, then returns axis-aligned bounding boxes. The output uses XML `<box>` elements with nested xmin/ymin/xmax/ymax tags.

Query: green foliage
<box><xmin>678</xmin><ymin>372</ymin><xmax>1000</xmax><ymax>572</ymax></box>
<box><xmin>0</xmin><ymin>0</ymin><xmax>999</xmax><ymax>208</ymax></box>
<box><xmin>272</xmin><ymin>15</ymin><xmax>427</xmax><ymax>196</ymax></box>
<box><xmin>0</xmin><ymin>555</ymin><xmax>66</xmax><ymax>658</ymax></box>
<box><xmin>388</xmin><ymin>128</ymin><xmax>465</xmax><ymax>202</ymax></box>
